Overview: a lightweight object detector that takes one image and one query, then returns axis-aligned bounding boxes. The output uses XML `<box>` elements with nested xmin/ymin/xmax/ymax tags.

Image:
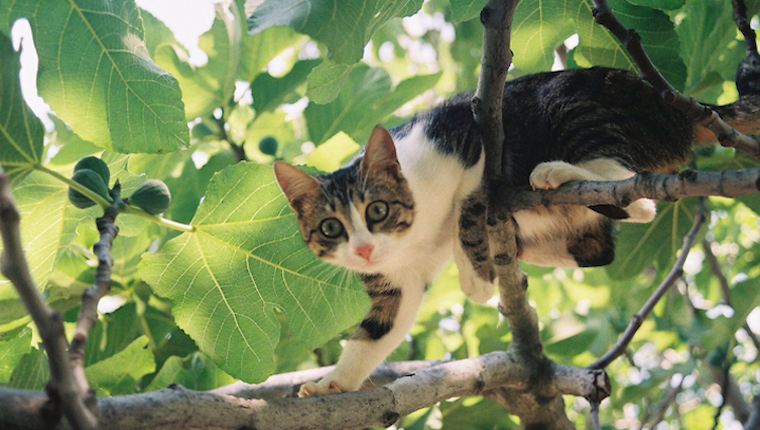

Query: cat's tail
<box><xmin>694</xmin><ymin>57</ymin><xmax>760</xmax><ymax>145</ymax></box>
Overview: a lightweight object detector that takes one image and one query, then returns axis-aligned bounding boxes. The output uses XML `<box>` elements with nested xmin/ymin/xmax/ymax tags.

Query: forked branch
<box><xmin>591</xmin><ymin>0</ymin><xmax>760</xmax><ymax>159</ymax></box>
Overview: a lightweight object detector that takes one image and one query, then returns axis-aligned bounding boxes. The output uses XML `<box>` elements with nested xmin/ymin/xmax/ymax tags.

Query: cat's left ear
<box><xmin>361</xmin><ymin>125</ymin><xmax>401</xmax><ymax>178</ymax></box>
<box><xmin>273</xmin><ymin>161</ymin><xmax>321</xmax><ymax>210</ymax></box>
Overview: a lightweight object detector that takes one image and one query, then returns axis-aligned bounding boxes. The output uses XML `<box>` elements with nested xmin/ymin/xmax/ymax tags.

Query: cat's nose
<box><xmin>354</xmin><ymin>244</ymin><xmax>374</xmax><ymax>262</ymax></box>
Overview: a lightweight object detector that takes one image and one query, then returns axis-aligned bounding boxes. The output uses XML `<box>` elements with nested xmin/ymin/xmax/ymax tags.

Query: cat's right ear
<box><xmin>273</xmin><ymin>161</ymin><xmax>320</xmax><ymax>209</ymax></box>
<box><xmin>361</xmin><ymin>125</ymin><xmax>401</xmax><ymax>178</ymax></box>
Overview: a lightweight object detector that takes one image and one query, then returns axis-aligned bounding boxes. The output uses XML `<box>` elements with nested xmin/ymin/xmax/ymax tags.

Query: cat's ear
<box><xmin>361</xmin><ymin>125</ymin><xmax>401</xmax><ymax>178</ymax></box>
<box><xmin>273</xmin><ymin>161</ymin><xmax>320</xmax><ymax>209</ymax></box>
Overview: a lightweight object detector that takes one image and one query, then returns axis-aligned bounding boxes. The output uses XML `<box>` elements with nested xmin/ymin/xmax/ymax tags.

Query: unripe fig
<box><xmin>74</xmin><ymin>156</ymin><xmax>110</xmax><ymax>187</ymax></box>
<box><xmin>68</xmin><ymin>169</ymin><xmax>111</xmax><ymax>209</ymax></box>
<box><xmin>258</xmin><ymin>136</ymin><xmax>278</xmax><ymax>156</ymax></box>
<box><xmin>129</xmin><ymin>179</ymin><xmax>171</xmax><ymax>215</ymax></box>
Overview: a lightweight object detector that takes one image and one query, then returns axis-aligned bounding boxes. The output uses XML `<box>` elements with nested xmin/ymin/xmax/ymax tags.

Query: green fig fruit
<box><xmin>129</xmin><ymin>179</ymin><xmax>171</xmax><ymax>215</ymax></box>
<box><xmin>68</xmin><ymin>169</ymin><xmax>111</xmax><ymax>209</ymax></box>
<box><xmin>74</xmin><ymin>156</ymin><xmax>110</xmax><ymax>187</ymax></box>
<box><xmin>258</xmin><ymin>136</ymin><xmax>278</xmax><ymax>156</ymax></box>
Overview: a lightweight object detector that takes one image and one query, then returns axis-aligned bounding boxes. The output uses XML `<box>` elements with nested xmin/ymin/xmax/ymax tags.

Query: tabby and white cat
<box><xmin>274</xmin><ymin>67</ymin><xmax>760</xmax><ymax>396</ymax></box>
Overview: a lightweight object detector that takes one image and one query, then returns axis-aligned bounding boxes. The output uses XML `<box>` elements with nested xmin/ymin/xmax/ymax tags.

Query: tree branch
<box><xmin>0</xmin><ymin>169</ymin><xmax>97</xmax><ymax>430</ymax></box>
<box><xmin>506</xmin><ymin>167</ymin><xmax>760</xmax><ymax>213</ymax></box>
<box><xmin>0</xmin><ymin>351</ymin><xmax>610</xmax><ymax>430</ymax></box>
<box><xmin>68</xmin><ymin>185</ymin><xmax>122</xmax><ymax>411</ymax></box>
<box><xmin>590</xmin><ymin>0</ymin><xmax>760</xmax><ymax>160</ymax></box>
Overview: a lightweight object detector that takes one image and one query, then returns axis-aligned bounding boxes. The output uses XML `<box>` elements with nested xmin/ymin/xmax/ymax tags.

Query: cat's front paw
<box><xmin>460</xmin><ymin>273</ymin><xmax>497</xmax><ymax>304</ymax></box>
<box><xmin>298</xmin><ymin>380</ymin><xmax>345</xmax><ymax>397</ymax></box>
<box><xmin>529</xmin><ymin>161</ymin><xmax>596</xmax><ymax>190</ymax></box>
<box><xmin>458</xmin><ymin>262</ymin><xmax>497</xmax><ymax>304</ymax></box>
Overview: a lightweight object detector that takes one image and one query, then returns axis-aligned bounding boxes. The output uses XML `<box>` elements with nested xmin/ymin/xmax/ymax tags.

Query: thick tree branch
<box><xmin>474</xmin><ymin>0</ymin><xmax>519</xmax><ymax>181</ymax></box>
<box><xmin>591</xmin><ymin>0</ymin><xmax>760</xmax><ymax>160</ymax></box>
<box><xmin>588</xmin><ymin>198</ymin><xmax>708</xmax><ymax>369</ymax></box>
<box><xmin>0</xmin><ymin>351</ymin><xmax>610</xmax><ymax>430</ymax></box>
<box><xmin>0</xmin><ymin>169</ymin><xmax>97</xmax><ymax>430</ymax></box>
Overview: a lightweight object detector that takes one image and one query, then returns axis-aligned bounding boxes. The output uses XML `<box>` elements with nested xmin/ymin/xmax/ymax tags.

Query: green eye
<box><xmin>320</xmin><ymin>218</ymin><xmax>344</xmax><ymax>238</ymax></box>
<box><xmin>366</xmin><ymin>200</ymin><xmax>389</xmax><ymax>223</ymax></box>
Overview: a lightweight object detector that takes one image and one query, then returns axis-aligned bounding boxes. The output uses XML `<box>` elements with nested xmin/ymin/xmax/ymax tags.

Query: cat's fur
<box><xmin>274</xmin><ymin>67</ymin><xmax>760</xmax><ymax>396</ymax></box>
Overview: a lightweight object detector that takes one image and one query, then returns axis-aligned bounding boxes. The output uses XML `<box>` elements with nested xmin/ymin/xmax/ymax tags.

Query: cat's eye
<box><xmin>320</xmin><ymin>218</ymin><xmax>345</xmax><ymax>238</ymax></box>
<box><xmin>366</xmin><ymin>200</ymin><xmax>389</xmax><ymax>223</ymax></box>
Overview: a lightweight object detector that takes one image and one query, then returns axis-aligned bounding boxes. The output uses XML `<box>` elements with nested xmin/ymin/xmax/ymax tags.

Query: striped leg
<box><xmin>454</xmin><ymin>187</ymin><xmax>496</xmax><ymax>304</ymax></box>
<box><xmin>298</xmin><ymin>274</ymin><xmax>425</xmax><ymax>396</ymax></box>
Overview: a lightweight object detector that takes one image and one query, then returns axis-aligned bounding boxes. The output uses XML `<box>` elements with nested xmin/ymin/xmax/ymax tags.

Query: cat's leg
<box><xmin>298</xmin><ymin>275</ymin><xmax>425</xmax><ymax>397</ymax></box>
<box><xmin>529</xmin><ymin>159</ymin><xmax>655</xmax><ymax>223</ymax></box>
<box><xmin>453</xmin><ymin>188</ymin><xmax>497</xmax><ymax>304</ymax></box>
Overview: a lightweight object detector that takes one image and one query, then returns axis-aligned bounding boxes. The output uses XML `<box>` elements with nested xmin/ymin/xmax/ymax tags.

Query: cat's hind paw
<box><xmin>298</xmin><ymin>380</ymin><xmax>345</xmax><ymax>397</ymax></box>
<box><xmin>529</xmin><ymin>161</ymin><xmax>598</xmax><ymax>190</ymax></box>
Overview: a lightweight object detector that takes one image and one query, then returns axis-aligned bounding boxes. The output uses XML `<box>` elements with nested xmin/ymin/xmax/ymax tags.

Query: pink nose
<box><xmin>354</xmin><ymin>244</ymin><xmax>374</xmax><ymax>262</ymax></box>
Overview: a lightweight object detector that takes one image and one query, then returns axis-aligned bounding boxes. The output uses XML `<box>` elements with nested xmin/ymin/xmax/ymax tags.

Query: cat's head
<box><xmin>274</xmin><ymin>125</ymin><xmax>415</xmax><ymax>274</ymax></box>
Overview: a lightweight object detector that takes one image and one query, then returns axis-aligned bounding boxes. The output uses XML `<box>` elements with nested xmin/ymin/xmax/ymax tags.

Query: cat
<box><xmin>273</xmin><ymin>67</ymin><xmax>760</xmax><ymax>396</ymax></box>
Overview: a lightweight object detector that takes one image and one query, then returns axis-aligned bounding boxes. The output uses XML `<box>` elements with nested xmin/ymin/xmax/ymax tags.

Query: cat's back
<box><xmin>500</xmin><ymin>67</ymin><xmax>695</xmax><ymax>185</ymax></box>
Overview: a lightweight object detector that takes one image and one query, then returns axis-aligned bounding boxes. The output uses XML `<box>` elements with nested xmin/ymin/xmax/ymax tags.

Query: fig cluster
<box><xmin>68</xmin><ymin>156</ymin><xmax>171</xmax><ymax>215</ymax></box>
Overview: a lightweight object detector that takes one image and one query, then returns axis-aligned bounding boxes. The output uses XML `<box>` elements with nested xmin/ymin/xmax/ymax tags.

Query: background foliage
<box><xmin>1</xmin><ymin>0</ymin><xmax>760</xmax><ymax>428</ymax></box>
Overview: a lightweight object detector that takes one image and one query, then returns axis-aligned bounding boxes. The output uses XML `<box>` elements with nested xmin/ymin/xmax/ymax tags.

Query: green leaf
<box><xmin>0</xmin><ymin>32</ymin><xmax>43</xmax><ymax>180</ymax></box>
<box><xmin>147</xmin><ymin>3</ymin><xmax>242</xmax><ymax>120</ymax></box>
<box><xmin>84</xmin><ymin>303</ymin><xmax>144</xmax><ymax>367</ymax></box>
<box><xmin>306</xmin><ymin>132</ymin><xmax>361</xmax><ymax>172</ymax></box>
<box><xmin>0</xmin><ymin>170</ymin><xmax>77</xmax><ymax>295</ymax></box>
<box><xmin>606</xmin><ymin>198</ymin><xmax>698</xmax><ymax>279</ymax></box>
<box><xmin>511</xmin><ymin>0</ymin><xmax>576</xmax><ymax>73</ymax></box>
<box><xmin>239</xmin><ymin>25</ymin><xmax>301</xmax><ymax>83</ymax></box>
<box><xmin>145</xmin><ymin>352</ymin><xmax>235</xmax><ymax>391</ymax></box>
<box><xmin>0</xmin><ymin>327</ymin><xmax>32</xmax><ymax>383</ymax></box>
<box><xmin>306</xmin><ymin>61</ymin><xmax>356</xmax><ymax>105</ymax></box>
<box><xmin>7</xmin><ymin>347</ymin><xmax>48</xmax><ymax>390</ymax></box>
<box><xmin>677</xmin><ymin>0</ymin><xmax>745</xmax><ymax>94</ymax></box>
<box><xmin>625</xmin><ymin>0</ymin><xmax>685</xmax><ymax>10</ymax></box>
<box><xmin>2</xmin><ymin>0</ymin><xmax>188</xmax><ymax>153</ymax></box>
<box><xmin>252</xmin><ymin>59</ymin><xmax>321</xmax><ymax>114</ymax></box>
<box><xmin>305</xmin><ymin>65</ymin><xmax>441</xmax><ymax>144</ymax></box>
<box><xmin>139</xmin><ymin>163</ymin><xmax>367</xmax><ymax>383</ymax></box>
<box><xmin>85</xmin><ymin>336</ymin><xmax>154</xmax><ymax>396</ymax></box>
<box><xmin>246</xmin><ymin>0</ymin><xmax>424</xmax><ymax>64</ymax></box>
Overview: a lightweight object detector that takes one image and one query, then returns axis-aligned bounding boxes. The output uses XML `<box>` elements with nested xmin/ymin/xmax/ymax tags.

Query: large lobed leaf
<box><xmin>139</xmin><ymin>163</ymin><xmax>368</xmax><ymax>383</ymax></box>
<box><xmin>1</xmin><ymin>0</ymin><xmax>188</xmax><ymax>154</ymax></box>
<box><xmin>246</xmin><ymin>0</ymin><xmax>424</xmax><ymax>64</ymax></box>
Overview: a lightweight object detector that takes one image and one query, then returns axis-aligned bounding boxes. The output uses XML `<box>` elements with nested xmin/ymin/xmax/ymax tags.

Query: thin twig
<box><xmin>703</xmin><ymin>238</ymin><xmax>760</xmax><ymax>355</ymax></box>
<box><xmin>642</xmin><ymin>374</ymin><xmax>683</xmax><ymax>428</ymax></box>
<box><xmin>590</xmin><ymin>0</ymin><xmax>760</xmax><ymax>159</ymax></box>
<box><xmin>589</xmin><ymin>198</ymin><xmax>708</xmax><ymax>369</ymax></box>
<box><xmin>69</xmin><ymin>184</ymin><xmax>123</xmax><ymax>408</ymax></box>
<box><xmin>0</xmin><ymin>168</ymin><xmax>97</xmax><ymax>430</ymax></box>
<box><xmin>590</xmin><ymin>401</ymin><xmax>601</xmax><ymax>430</ymax></box>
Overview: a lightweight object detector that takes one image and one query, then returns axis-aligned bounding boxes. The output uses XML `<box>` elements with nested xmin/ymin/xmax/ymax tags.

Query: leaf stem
<box><xmin>34</xmin><ymin>164</ymin><xmax>195</xmax><ymax>233</ymax></box>
<box><xmin>121</xmin><ymin>205</ymin><xmax>195</xmax><ymax>232</ymax></box>
<box><xmin>35</xmin><ymin>164</ymin><xmax>111</xmax><ymax>208</ymax></box>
